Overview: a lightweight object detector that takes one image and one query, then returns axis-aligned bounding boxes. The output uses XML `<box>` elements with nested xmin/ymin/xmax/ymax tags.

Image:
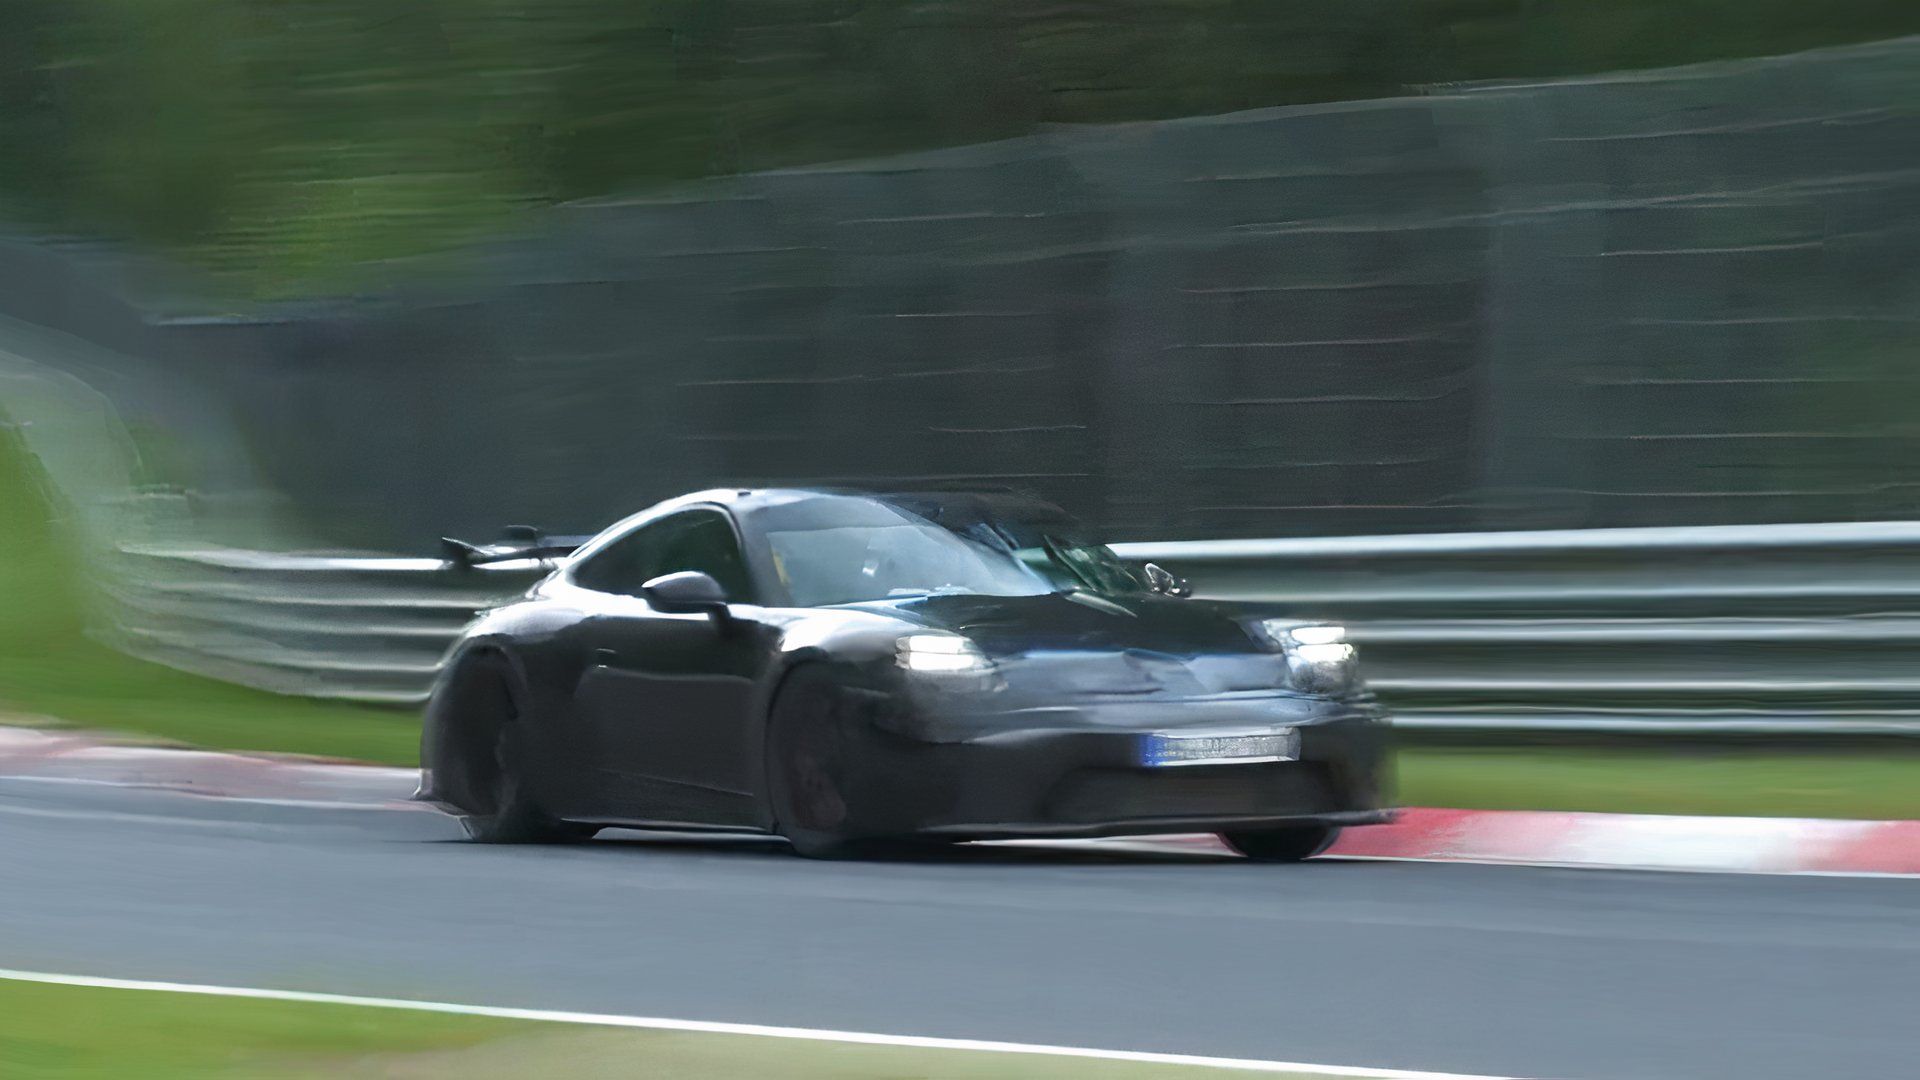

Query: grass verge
<box><xmin>0</xmin><ymin>422</ymin><xmax>418</xmax><ymax>764</ymax></box>
<box><xmin>0</xmin><ymin>977</ymin><xmax>1351</xmax><ymax>1079</ymax></box>
<box><xmin>1398</xmin><ymin>747</ymin><xmax>1920</xmax><ymax>820</ymax></box>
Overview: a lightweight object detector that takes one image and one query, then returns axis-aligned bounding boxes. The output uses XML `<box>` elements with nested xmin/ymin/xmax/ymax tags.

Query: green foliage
<box><xmin>0</xmin><ymin>421</ymin><xmax>419</xmax><ymax>763</ymax></box>
<box><xmin>0</xmin><ymin>421</ymin><xmax>86</xmax><ymax>651</ymax></box>
<box><xmin>0</xmin><ymin>1</ymin><xmax>1913</xmax><ymax>293</ymax></box>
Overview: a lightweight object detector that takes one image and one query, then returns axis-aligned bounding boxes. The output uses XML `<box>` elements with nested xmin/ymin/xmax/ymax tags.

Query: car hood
<box><xmin>837</xmin><ymin>591</ymin><xmax>1263</xmax><ymax>658</ymax></box>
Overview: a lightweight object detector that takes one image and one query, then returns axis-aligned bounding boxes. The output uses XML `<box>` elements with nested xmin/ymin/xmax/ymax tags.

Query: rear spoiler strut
<box><xmin>439</xmin><ymin>525</ymin><xmax>591</xmax><ymax>569</ymax></box>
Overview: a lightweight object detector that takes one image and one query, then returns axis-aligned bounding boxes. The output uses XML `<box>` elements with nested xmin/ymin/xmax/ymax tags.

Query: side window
<box><xmin>570</xmin><ymin>510</ymin><xmax>753</xmax><ymax>602</ymax></box>
<box><xmin>569</xmin><ymin>524</ymin><xmax>664</xmax><ymax>596</ymax></box>
<box><xmin>652</xmin><ymin>511</ymin><xmax>754</xmax><ymax>602</ymax></box>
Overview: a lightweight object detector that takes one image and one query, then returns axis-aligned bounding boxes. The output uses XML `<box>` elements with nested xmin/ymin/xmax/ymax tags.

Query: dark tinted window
<box><xmin>653</xmin><ymin>511</ymin><xmax>754</xmax><ymax>600</ymax></box>
<box><xmin>569</xmin><ymin>526</ymin><xmax>655</xmax><ymax>595</ymax></box>
<box><xmin>571</xmin><ymin>509</ymin><xmax>754</xmax><ymax>601</ymax></box>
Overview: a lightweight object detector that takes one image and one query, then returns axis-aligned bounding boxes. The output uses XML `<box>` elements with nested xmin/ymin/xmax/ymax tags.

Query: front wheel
<box><xmin>450</xmin><ymin>653</ymin><xmax>597</xmax><ymax>845</ymax></box>
<box><xmin>765</xmin><ymin>667</ymin><xmax>932</xmax><ymax>859</ymax></box>
<box><xmin>1220</xmin><ymin>825</ymin><xmax>1341</xmax><ymax>863</ymax></box>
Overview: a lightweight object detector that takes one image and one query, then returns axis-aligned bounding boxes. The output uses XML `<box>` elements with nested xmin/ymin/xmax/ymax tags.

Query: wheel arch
<box><xmin>750</xmin><ymin>649</ymin><xmax>906</xmax><ymax>832</ymax></box>
<box><xmin>418</xmin><ymin>639</ymin><xmax>527</xmax><ymax>815</ymax></box>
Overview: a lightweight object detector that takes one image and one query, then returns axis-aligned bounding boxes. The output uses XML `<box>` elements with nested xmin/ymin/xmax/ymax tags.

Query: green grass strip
<box><xmin>0</xmin><ymin>975</ymin><xmax>1436</xmax><ymax>1079</ymax></box>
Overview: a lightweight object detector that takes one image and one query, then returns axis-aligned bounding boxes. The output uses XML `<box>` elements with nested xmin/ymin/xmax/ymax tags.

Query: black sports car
<box><xmin>418</xmin><ymin>489</ymin><xmax>1394</xmax><ymax>859</ymax></box>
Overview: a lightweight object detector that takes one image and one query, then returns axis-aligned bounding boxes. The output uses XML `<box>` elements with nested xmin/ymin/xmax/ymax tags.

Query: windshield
<box><xmin>1017</xmin><ymin>539</ymin><xmax>1148</xmax><ymax>596</ymax></box>
<box><xmin>765</xmin><ymin>519</ymin><xmax>1055</xmax><ymax>606</ymax></box>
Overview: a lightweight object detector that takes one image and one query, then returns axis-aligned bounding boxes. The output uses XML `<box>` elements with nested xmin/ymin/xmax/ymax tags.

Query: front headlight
<box><xmin>1283</xmin><ymin>624</ymin><xmax>1346</xmax><ymax>647</ymax></box>
<box><xmin>896</xmin><ymin>633</ymin><xmax>991</xmax><ymax>673</ymax></box>
<box><xmin>1250</xmin><ymin>620</ymin><xmax>1347</xmax><ymax>650</ymax></box>
<box><xmin>1253</xmin><ymin>621</ymin><xmax>1358</xmax><ymax>692</ymax></box>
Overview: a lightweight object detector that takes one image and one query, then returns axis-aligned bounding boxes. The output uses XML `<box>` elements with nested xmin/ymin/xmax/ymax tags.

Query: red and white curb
<box><xmin>2</xmin><ymin>726</ymin><xmax>1915</xmax><ymax>876</ymax></box>
<box><xmin>1117</xmin><ymin>808</ymin><xmax>1920</xmax><ymax>876</ymax></box>
<box><xmin>0</xmin><ymin>726</ymin><xmax>418</xmax><ymax>809</ymax></box>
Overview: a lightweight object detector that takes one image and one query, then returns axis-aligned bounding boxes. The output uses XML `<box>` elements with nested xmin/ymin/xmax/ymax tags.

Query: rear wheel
<box><xmin>453</xmin><ymin>654</ymin><xmax>597</xmax><ymax>845</ymax></box>
<box><xmin>766</xmin><ymin>667</ymin><xmax>929</xmax><ymax>859</ymax></box>
<box><xmin>1220</xmin><ymin>825</ymin><xmax>1341</xmax><ymax>863</ymax></box>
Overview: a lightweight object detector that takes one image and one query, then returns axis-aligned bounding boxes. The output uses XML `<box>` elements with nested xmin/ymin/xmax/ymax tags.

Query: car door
<box><xmin>567</xmin><ymin>507</ymin><xmax>765</xmax><ymax>827</ymax></box>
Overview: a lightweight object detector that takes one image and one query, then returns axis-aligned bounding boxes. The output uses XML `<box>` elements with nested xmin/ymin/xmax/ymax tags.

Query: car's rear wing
<box><xmin>438</xmin><ymin>526</ymin><xmax>592</xmax><ymax>568</ymax></box>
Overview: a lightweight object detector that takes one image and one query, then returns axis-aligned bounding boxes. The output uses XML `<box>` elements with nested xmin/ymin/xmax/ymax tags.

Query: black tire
<box><xmin>453</xmin><ymin>654</ymin><xmax>597</xmax><ymax>845</ymax></box>
<box><xmin>765</xmin><ymin>667</ymin><xmax>919</xmax><ymax>859</ymax></box>
<box><xmin>1220</xmin><ymin>825</ymin><xmax>1341</xmax><ymax>863</ymax></box>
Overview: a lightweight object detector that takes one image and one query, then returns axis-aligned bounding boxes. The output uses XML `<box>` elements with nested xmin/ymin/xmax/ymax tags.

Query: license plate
<box><xmin>1140</xmin><ymin>729</ymin><xmax>1299</xmax><ymax>768</ymax></box>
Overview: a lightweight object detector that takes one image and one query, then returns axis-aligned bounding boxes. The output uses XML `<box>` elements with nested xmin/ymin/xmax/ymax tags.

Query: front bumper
<box><xmin>843</xmin><ymin>691</ymin><xmax>1395</xmax><ymax>841</ymax></box>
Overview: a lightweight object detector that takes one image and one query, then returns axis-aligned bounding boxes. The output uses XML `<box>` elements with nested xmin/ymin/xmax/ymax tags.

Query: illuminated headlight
<box><xmin>1285</xmin><ymin>624</ymin><xmax>1346</xmax><ymax>647</ymax></box>
<box><xmin>1251</xmin><ymin>620</ymin><xmax>1347</xmax><ymax>650</ymax></box>
<box><xmin>1253</xmin><ymin>621</ymin><xmax>1358</xmax><ymax>692</ymax></box>
<box><xmin>896</xmin><ymin>633</ymin><xmax>991</xmax><ymax>673</ymax></box>
<box><xmin>1292</xmin><ymin>642</ymin><xmax>1355</xmax><ymax>664</ymax></box>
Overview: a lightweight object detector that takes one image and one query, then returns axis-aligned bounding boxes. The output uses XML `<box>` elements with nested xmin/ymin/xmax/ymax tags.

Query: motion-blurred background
<box><xmin>2</xmin><ymin>2</ymin><xmax>1918</xmax><ymax>812</ymax></box>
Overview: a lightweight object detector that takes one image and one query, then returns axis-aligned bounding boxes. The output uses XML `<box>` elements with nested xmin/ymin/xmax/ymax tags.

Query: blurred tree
<box><xmin>0</xmin><ymin>0</ymin><xmax>1912</xmax><ymax>293</ymax></box>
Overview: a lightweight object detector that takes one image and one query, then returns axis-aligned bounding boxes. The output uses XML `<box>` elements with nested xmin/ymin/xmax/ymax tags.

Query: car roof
<box><xmin>569</xmin><ymin>486</ymin><xmax>1091</xmax><ymax>569</ymax></box>
<box><xmin>648</xmin><ymin>486</ymin><xmax>1062</xmax><ymax>514</ymax></box>
<box><xmin>616</xmin><ymin>487</ymin><xmax>1081</xmax><ymax>534</ymax></box>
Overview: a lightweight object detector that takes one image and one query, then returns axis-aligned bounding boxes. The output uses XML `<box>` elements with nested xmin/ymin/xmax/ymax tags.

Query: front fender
<box><xmin>418</xmin><ymin>599</ymin><xmax>586</xmax><ymax>809</ymax></box>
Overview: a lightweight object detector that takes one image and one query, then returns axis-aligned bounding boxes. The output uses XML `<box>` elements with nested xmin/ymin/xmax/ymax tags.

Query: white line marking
<box><xmin>0</xmin><ymin>967</ymin><xmax>1515</xmax><ymax>1079</ymax></box>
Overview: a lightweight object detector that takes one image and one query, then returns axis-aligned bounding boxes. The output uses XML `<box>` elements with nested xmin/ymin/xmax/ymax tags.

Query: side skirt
<box><xmin>560</xmin><ymin>817</ymin><xmax>774</xmax><ymax>836</ymax></box>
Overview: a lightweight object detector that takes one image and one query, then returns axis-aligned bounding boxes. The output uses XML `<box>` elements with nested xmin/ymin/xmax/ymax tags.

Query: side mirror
<box><xmin>1142</xmin><ymin>562</ymin><xmax>1193</xmax><ymax>598</ymax></box>
<box><xmin>641</xmin><ymin>571</ymin><xmax>731</xmax><ymax>620</ymax></box>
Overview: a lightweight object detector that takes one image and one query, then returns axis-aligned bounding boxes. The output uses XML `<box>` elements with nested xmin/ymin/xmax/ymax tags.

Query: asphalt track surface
<box><xmin>0</xmin><ymin>778</ymin><xmax>1914</xmax><ymax>1080</ymax></box>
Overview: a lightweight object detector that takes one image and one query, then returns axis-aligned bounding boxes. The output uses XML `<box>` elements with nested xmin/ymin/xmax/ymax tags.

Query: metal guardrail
<box><xmin>1120</xmin><ymin>521</ymin><xmax>1920</xmax><ymax>736</ymax></box>
<box><xmin>94</xmin><ymin>522</ymin><xmax>1920</xmax><ymax>736</ymax></box>
<box><xmin>95</xmin><ymin>546</ymin><xmax>548</xmax><ymax>704</ymax></box>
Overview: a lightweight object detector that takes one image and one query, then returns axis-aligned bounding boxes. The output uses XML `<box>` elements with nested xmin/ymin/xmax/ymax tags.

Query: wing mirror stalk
<box><xmin>1142</xmin><ymin>562</ymin><xmax>1193</xmax><ymax>598</ymax></box>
